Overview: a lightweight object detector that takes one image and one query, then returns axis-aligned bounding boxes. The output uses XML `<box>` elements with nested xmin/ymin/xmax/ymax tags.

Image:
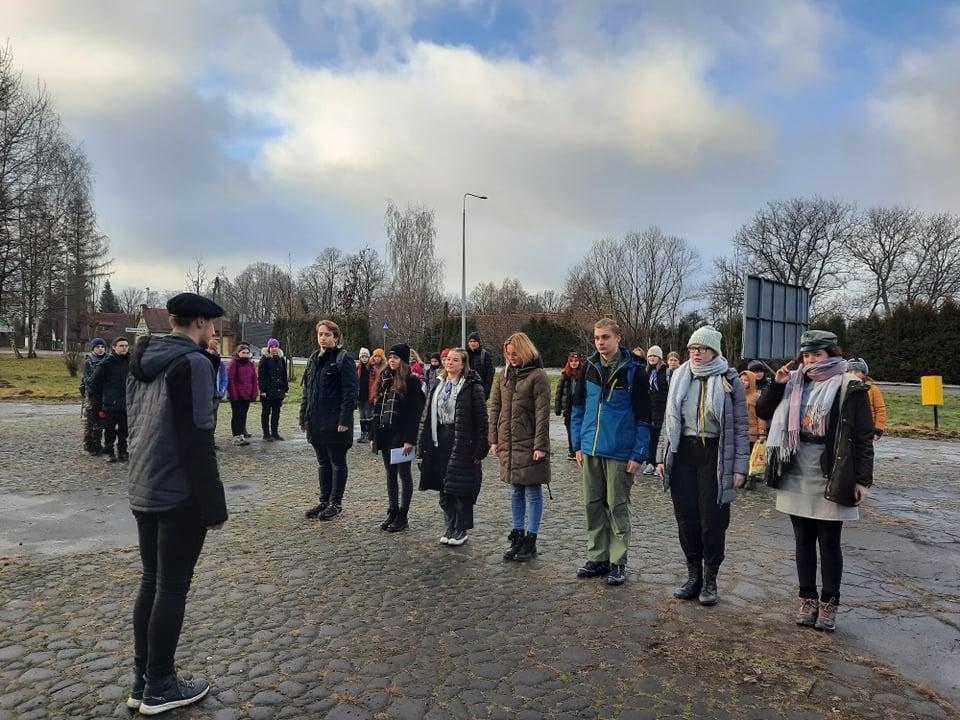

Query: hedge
<box><xmin>272</xmin><ymin>315</ymin><xmax>373</xmax><ymax>358</ymax></box>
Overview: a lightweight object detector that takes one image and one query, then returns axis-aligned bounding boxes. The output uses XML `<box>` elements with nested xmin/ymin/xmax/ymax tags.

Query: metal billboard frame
<box><xmin>742</xmin><ymin>275</ymin><xmax>810</xmax><ymax>361</ymax></box>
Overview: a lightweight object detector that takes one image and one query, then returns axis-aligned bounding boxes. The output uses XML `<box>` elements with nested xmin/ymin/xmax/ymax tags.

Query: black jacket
<box><xmin>467</xmin><ymin>347</ymin><xmax>495</xmax><ymax>400</ymax></box>
<box><xmin>646</xmin><ymin>363</ymin><xmax>669</xmax><ymax>425</ymax></box>
<box><xmin>89</xmin><ymin>352</ymin><xmax>130</xmax><ymax>411</ymax></box>
<box><xmin>554</xmin><ymin>373</ymin><xmax>581</xmax><ymax>418</ymax></box>
<box><xmin>370</xmin><ymin>369</ymin><xmax>426</xmax><ymax>453</ymax></box>
<box><xmin>258</xmin><ymin>354</ymin><xmax>289</xmax><ymax>400</ymax></box>
<box><xmin>299</xmin><ymin>346</ymin><xmax>359</xmax><ymax>446</ymax></box>
<box><xmin>756</xmin><ymin>374</ymin><xmax>874</xmax><ymax>506</ymax></box>
<box><xmin>417</xmin><ymin>371</ymin><xmax>489</xmax><ymax>497</ymax></box>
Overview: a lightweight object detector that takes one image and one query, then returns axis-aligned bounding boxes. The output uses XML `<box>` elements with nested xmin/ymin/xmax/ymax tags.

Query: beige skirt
<box><xmin>775</xmin><ymin>441</ymin><xmax>858</xmax><ymax>522</ymax></box>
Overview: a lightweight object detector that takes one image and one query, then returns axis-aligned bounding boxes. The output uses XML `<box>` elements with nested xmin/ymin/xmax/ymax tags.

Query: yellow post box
<box><xmin>920</xmin><ymin>376</ymin><xmax>944</xmax><ymax>429</ymax></box>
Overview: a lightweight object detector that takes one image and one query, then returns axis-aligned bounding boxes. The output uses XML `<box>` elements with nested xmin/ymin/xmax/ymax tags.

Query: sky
<box><xmin>3</xmin><ymin>0</ymin><xmax>960</xmax><ymax>295</ymax></box>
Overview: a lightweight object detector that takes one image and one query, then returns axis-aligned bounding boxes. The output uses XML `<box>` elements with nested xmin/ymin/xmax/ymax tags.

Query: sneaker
<box><xmin>815</xmin><ymin>599</ymin><xmax>838</xmax><ymax>632</ymax></box>
<box><xmin>447</xmin><ymin>530</ymin><xmax>468</xmax><ymax>546</ymax></box>
<box><xmin>317</xmin><ymin>504</ymin><xmax>342</xmax><ymax>521</ymax></box>
<box><xmin>243</xmin><ymin>433</ymin><xmax>252</xmax><ymax>439</ymax></box>
<box><xmin>106</xmin><ymin>452</ymin><xmax>119</xmax><ymax>464</ymax></box>
<box><xmin>126</xmin><ymin>671</ymin><xmax>145</xmax><ymax>709</ymax></box>
<box><xmin>642</xmin><ymin>463</ymin><xmax>656</xmax><ymax>476</ymax></box>
<box><xmin>606</xmin><ymin>563</ymin><xmax>626</xmax><ymax>586</ymax></box>
<box><xmin>139</xmin><ymin>672</ymin><xmax>210</xmax><ymax>715</ymax></box>
<box><xmin>576</xmin><ymin>560</ymin><xmax>610</xmax><ymax>579</ymax></box>
<box><xmin>567</xmin><ymin>453</ymin><xmax>576</xmax><ymax>461</ymax></box>
<box><xmin>439</xmin><ymin>527</ymin><xmax>454</xmax><ymax>544</ymax></box>
<box><xmin>263</xmin><ymin>433</ymin><xmax>274</xmax><ymax>441</ymax></box>
<box><xmin>232</xmin><ymin>435</ymin><xmax>246</xmax><ymax>446</ymax></box>
<box><xmin>305</xmin><ymin>502</ymin><xmax>328</xmax><ymax>519</ymax></box>
<box><xmin>272</xmin><ymin>434</ymin><xmax>285</xmax><ymax>441</ymax></box>
<box><xmin>795</xmin><ymin>598</ymin><xmax>819</xmax><ymax>627</ymax></box>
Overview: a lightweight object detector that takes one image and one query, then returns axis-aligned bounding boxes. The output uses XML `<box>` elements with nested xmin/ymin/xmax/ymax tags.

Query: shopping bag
<box><xmin>749</xmin><ymin>440</ymin><xmax>767</xmax><ymax>478</ymax></box>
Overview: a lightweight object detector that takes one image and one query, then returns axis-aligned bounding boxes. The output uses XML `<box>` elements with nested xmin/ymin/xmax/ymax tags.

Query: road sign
<box><xmin>382</xmin><ymin>320</ymin><xmax>391</xmax><ymax>332</ymax></box>
<box><xmin>125</xmin><ymin>327</ymin><xmax>147</xmax><ymax>334</ymax></box>
<box><xmin>742</xmin><ymin>275</ymin><xmax>810</xmax><ymax>361</ymax></box>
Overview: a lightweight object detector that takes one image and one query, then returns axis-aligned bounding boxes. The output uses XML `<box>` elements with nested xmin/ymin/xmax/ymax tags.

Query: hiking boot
<box><xmin>305</xmin><ymin>502</ymin><xmax>328</xmax><ymax>519</ymax></box>
<box><xmin>317</xmin><ymin>504</ymin><xmax>342</xmax><ymax>521</ymax></box>
<box><xmin>272</xmin><ymin>433</ymin><xmax>285</xmax><ymax>441</ymax></box>
<box><xmin>380</xmin><ymin>508</ymin><xmax>398</xmax><ymax>531</ymax></box>
<box><xmin>139</xmin><ymin>672</ymin><xmax>210</xmax><ymax>715</ymax></box>
<box><xmin>387</xmin><ymin>509</ymin><xmax>409</xmax><ymax>533</ymax></box>
<box><xmin>502</xmin><ymin>529</ymin><xmax>524</xmax><ymax>561</ymax></box>
<box><xmin>673</xmin><ymin>561</ymin><xmax>703</xmax><ymax>600</ymax></box>
<box><xmin>447</xmin><ymin>530</ymin><xmax>468</xmax><ymax>546</ymax></box>
<box><xmin>796</xmin><ymin>598</ymin><xmax>819</xmax><ymax>627</ymax></box>
<box><xmin>607</xmin><ymin>563</ymin><xmax>626</xmax><ymax>586</ymax></box>
<box><xmin>699</xmin><ymin>567</ymin><xmax>719</xmax><ymax>606</ymax></box>
<box><xmin>515</xmin><ymin>532</ymin><xmax>538</xmax><ymax>561</ymax></box>
<box><xmin>815</xmin><ymin>598</ymin><xmax>838</xmax><ymax>632</ymax></box>
<box><xmin>577</xmin><ymin>560</ymin><xmax>610</xmax><ymax>579</ymax></box>
<box><xmin>126</xmin><ymin>671</ymin><xmax>146</xmax><ymax>709</ymax></box>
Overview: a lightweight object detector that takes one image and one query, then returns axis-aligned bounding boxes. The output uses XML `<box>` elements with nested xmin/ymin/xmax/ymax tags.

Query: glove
<box><xmin>98</xmin><ymin>410</ymin><xmax>107</xmax><ymax>419</ymax></box>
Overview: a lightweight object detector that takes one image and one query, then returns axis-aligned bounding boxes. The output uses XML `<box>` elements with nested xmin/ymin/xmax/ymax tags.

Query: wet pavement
<box><xmin>0</xmin><ymin>403</ymin><xmax>957</xmax><ymax>719</ymax></box>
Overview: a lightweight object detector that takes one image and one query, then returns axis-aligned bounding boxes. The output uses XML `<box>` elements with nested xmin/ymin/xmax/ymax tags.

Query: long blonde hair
<box><xmin>503</xmin><ymin>332</ymin><xmax>539</xmax><ymax>366</ymax></box>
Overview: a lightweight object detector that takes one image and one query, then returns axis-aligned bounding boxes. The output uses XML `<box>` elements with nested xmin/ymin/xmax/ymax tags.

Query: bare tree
<box><xmin>848</xmin><ymin>207</ymin><xmax>920</xmax><ymax>315</ymax></box>
<box><xmin>340</xmin><ymin>246</ymin><xmax>385</xmax><ymax>317</ymax></box>
<box><xmin>186</xmin><ymin>255</ymin><xmax>207</xmax><ymax>295</ymax></box>
<box><xmin>734</xmin><ymin>197</ymin><xmax>856</xmax><ymax>310</ymax></box>
<box><xmin>704</xmin><ymin>253</ymin><xmax>745</xmax><ymax>360</ymax></box>
<box><xmin>902</xmin><ymin>213</ymin><xmax>960</xmax><ymax>307</ymax></box>
<box><xmin>220</xmin><ymin>262</ymin><xmax>293</xmax><ymax>322</ymax></box>
<box><xmin>297</xmin><ymin>247</ymin><xmax>342</xmax><ymax>315</ymax></box>
<box><xmin>116</xmin><ymin>286</ymin><xmax>144</xmax><ymax>314</ymax></box>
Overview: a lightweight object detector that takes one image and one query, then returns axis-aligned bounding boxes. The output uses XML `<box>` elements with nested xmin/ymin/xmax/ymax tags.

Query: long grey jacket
<box><xmin>127</xmin><ymin>334</ymin><xmax>227</xmax><ymax>525</ymax></box>
<box><xmin>655</xmin><ymin>368</ymin><xmax>749</xmax><ymax>505</ymax></box>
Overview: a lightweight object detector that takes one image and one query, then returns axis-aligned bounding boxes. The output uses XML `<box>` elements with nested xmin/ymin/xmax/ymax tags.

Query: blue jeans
<box><xmin>511</xmin><ymin>484</ymin><xmax>544</xmax><ymax>534</ymax></box>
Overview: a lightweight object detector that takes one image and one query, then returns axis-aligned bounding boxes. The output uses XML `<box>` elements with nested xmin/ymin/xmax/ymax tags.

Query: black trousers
<box><xmin>433</xmin><ymin>425</ymin><xmax>476</xmax><ymax>530</ymax></box>
<box><xmin>133</xmin><ymin>503</ymin><xmax>207</xmax><ymax>681</ymax></box>
<box><xmin>312</xmin><ymin>442</ymin><xmax>349</xmax><ymax>506</ymax></box>
<box><xmin>103</xmin><ymin>409</ymin><xmax>128</xmax><ymax>455</ymax></box>
<box><xmin>563</xmin><ymin>414</ymin><xmax>574</xmax><ymax>457</ymax></box>
<box><xmin>790</xmin><ymin>515</ymin><xmax>844</xmax><ymax>602</ymax></box>
<box><xmin>230</xmin><ymin>400</ymin><xmax>250</xmax><ymax>436</ymax></box>
<box><xmin>260</xmin><ymin>397</ymin><xmax>283</xmax><ymax>436</ymax></box>
<box><xmin>381</xmin><ymin>448</ymin><xmax>413</xmax><ymax>511</ymax></box>
<box><xmin>647</xmin><ymin>423</ymin><xmax>662</xmax><ymax>465</ymax></box>
<box><xmin>670</xmin><ymin>436</ymin><xmax>730</xmax><ymax>570</ymax></box>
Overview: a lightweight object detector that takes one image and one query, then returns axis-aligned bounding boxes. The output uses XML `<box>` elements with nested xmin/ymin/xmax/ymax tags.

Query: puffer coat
<box><xmin>489</xmin><ymin>358</ymin><xmax>551</xmax><ymax>486</ymax></box>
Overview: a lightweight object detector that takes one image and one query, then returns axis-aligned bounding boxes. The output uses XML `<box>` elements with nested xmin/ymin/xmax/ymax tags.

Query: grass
<box><xmin>3</xmin><ymin>355</ymin><xmax>958</xmax><ymax>438</ymax></box>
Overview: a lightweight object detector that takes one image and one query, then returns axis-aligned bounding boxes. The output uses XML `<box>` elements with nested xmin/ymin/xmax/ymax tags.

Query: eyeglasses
<box><xmin>688</xmin><ymin>346</ymin><xmax>709</xmax><ymax>354</ymax></box>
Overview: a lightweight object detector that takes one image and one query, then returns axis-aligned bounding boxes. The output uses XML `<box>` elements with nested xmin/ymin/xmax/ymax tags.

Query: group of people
<box><xmin>108</xmin><ymin>291</ymin><xmax>885</xmax><ymax>715</ymax></box>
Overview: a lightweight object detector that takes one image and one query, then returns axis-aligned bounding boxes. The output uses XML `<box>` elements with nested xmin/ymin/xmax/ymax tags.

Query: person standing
<box><xmin>756</xmin><ymin>331</ymin><xmax>874</xmax><ymax>632</ymax></box>
<box><xmin>258</xmin><ymin>338</ymin><xmax>288</xmax><ymax>441</ymax></box>
<box><xmin>643</xmin><ymin>346</ymin><xmax>669</xmax><ymax>475</ymax></box>
<box><xmin>417</xmin><ymin>347</ymin><xmax>489</xmax><ymax>546</ymax></box>
<box><xmin>300</xmin><ymin>320</ymin><xmax>359</xmax><ymax>521</ymax></box>
<box><xmin>555</xmin><ymin>352</ymin><xmax>584</xmax><ymax>460</ymax></box>
<box><xmin>748</xmin><ymin>360</ymin><xmax>772</xmax><ymax>397</ymax></box>
<box><xmin>89</xmin><ymin>336</ymin><xmax>131</xmax><ymax>463</ymax></box>
<box><xmin>466</xmin><ymin>331</ymin><xmax>495</xmax><ymax>400</ymax></box>
<box><xmin>371</xmin><ymin>344</ymin><xmax>425</xmax><ymax>532</ymax></box>
<box><xmin>356</xmin><ymin>348</ymin><xmax>375</xmax><ymax>443</ymax></box>
<box><xmin>571</xmin><ymin>319</ymin><xmax>652</xmax><ymax>586</ymax></box>
<box><xmin>656</xmin><ymin>326</ymin><xmax>749</xmax><ymax>606</ymax></box>
<box><xmin>227</xmin><ymin>343</ymin><xmax>259</xmax><ymax>446</ymax></box>
<box><xmin>846</xmin><ymin>358</ymin><xmax>886</xmax><ymax>439</ymax></box>
<box><xmin>126</xmin><ymin>293</ymin><xmax>227</xmax><ymax>714</ymax></box>
<box><xmin>490</xmin><ymin>332</ymin><xmax>551</xmax><ymax>562</ymax></box>
<box><xmin>666</xmin><ymin>351</ymin><xmax>681</xmax><ymax>382</ymax></box>
<box><xmin>81</xmin><ymin>337</ymin><xmax>108</xmax><ymax>455</ymax></box>
<box><xmin>369</xmin><ymin>348</ymin><xmax>386</xmax><ymax>406</ymax></box>
<box><xmin>425</xmin><ymin>352</ymin><xmax>443</xmax><ymax>387</ymax></box>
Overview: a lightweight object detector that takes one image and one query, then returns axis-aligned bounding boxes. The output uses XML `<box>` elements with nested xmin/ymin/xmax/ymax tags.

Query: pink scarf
<box><xmin>785</xmin><ymin>356</ymin><xmax>846</xmax><ymax>450</ymax></box>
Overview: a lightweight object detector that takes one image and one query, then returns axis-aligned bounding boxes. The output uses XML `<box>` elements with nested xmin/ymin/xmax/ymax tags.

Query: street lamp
<box><xmin>461</xmin><ymin>192</ymin><xmax>488</xmax><ymax>348</ymax></box>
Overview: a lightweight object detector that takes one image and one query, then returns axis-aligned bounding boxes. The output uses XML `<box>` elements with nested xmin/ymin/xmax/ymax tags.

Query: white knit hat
<box><xmin>359</xmin><ymin>347</ymin><xmax>371</xmax><ymax>358</ymax></box>
<box><xmin>687</xmin><ymin>326</ymin><xmax>723</xmax><ymax>356</ymax></box>
<box><xmin>647</xmin><ymin>345</ymin><xmax>663</xmax><ymax>359</ymax></box>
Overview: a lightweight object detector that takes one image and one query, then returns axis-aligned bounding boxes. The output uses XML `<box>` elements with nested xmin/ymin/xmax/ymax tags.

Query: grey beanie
<box><xmin>846</xmin><ymin>358</ymin><xmax>869</xmax><ymax>375</ymax></box>
<box><xmin>687</xmin><ymin>326</ymin><xmax>723</xmax><ymax>356</ymax></box>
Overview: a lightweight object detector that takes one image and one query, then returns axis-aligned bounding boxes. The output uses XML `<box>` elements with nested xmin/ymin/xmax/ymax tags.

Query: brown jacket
<box><xmin>489</xmin><ymin>359</ymin><xmax>552</xmax><ymax>486</ymax></box>
<box><xmin>739</xmin><ymin>371</ymin><xmax>768</xmax><ymax>443</ymax></box>
<box><xmin>866</xmin><ymin>378</ymin><xmax>887</xmax><ymax>432</ymax></box>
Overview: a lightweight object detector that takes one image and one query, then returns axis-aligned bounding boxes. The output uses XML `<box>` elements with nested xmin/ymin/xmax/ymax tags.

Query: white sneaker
<box><xmin>232</xmin><ymin>435</ymin><xmax>248</xmax><ymax>446</ymax></box>
<box><xmin>642</xmin><ymin>464</ymin><xmax>656</xmax><ymax>475</ymax></box>
<box><xmin>439</xmin><ymin>531</ymin><xmax>451</xmax><ymax>544</ymax></box>
<box><xmin>447</xmin><ymin>530</ymin><xmax>468</xmax><ymax>546</ymax></box>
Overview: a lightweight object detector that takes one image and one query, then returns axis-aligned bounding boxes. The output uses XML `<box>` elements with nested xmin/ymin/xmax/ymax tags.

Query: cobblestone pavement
<box><xmin>1</xmin><ymin>404</ymin><xmax>957</xmax><ymax>719</ymax></box>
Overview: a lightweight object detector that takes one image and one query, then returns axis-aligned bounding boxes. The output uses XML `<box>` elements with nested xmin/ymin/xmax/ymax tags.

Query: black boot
<box><xmin>673</xmin><ymin>560</ymin><xmax>703</xmax><ymax>600</ymax></box>
<box><xmin>699</xmin><ymin>566</ymin><xmax>719</xmax><ymax>606</ymax></box>
<box><xmin>305</xmin><ymin>501</ymin><xmax>328</xmax><ymax>519</ymax></box>
<box><xmin>387</xmin><ymin>509</ymin><xmax>409</xmax><ymax>533</ymax></box>
<box><xmin>380</xmin><ymin>508</ymin><xmax>397</xmax><ymax>531</ymax></box>
<box><xmin>502</xmin><ymin>529</ymin><xmax>524</xmax><ymax>561</ymax></box>
<box><xmin>515</xmin><ymin>532</ymin><xmax>538</xmax><ymax>561</ymax></box>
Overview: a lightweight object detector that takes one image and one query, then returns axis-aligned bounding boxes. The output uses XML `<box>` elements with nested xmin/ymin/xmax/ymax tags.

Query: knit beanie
<box><xmin>687</xmin><ymin>326</ymin><xmax>723</xmax><ymax>356</ymax></box>
<box><xmin>358</xmin><ymin>347</ymin><xmax>371</xmax><ymax>359</ymax></box>
<box><xmin>647</xmin><ymin>345</ymin><xmax>663</xmax><ymax>360</ymax></box>
<box><xmin>846</xmin><ymin>358</ymin><xmax>869</xmax><ymax>375</ymax></box>
<box><xmin>467</xmin><ymin>331</ymin><xmax>481</xmax><ymax>344</ymax></box>
<box><xmin>90</xmin><ymin>338</ymin><xmax>106</xmax><ymax>349</ymax></box>
<box><xmin>267</xmin><ymin>338</ymin><xmax>280</xmax><ymax>348</ymax></box>
<box><xmin>389</xmin><ymin>343</ymin><xmax>411</xmax><ymax>365</ymax></box>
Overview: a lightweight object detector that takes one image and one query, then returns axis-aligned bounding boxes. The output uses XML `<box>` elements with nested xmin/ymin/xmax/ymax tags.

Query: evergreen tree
<box><xmin>99</xmin><ymin>280</ymin><xmax>121</xmax><ymax>313</ymax></box>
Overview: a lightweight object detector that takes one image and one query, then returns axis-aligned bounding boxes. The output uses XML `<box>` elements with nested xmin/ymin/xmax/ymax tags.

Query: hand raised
<box><xmin>774</xmin><ymin>361</ymin><xmax>794</xmax><ymax>385</ymax></box>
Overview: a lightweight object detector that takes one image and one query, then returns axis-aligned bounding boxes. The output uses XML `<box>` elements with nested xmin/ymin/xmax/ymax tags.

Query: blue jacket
<box><xmin>571</xmin><ymin>346</ymin><xmax>652</xmax><ymax>462</ymax></box>
<box><xmin>215</xmin><ymin>361</ymin><xmax>229</xmax><ymax>399</ymax></box>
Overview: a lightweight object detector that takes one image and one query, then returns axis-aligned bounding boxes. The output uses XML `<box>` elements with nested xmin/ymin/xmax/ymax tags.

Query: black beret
<box><xmin>166</xmin><ymin>292</ymin><xmax>224</xmax><ymax>319</ymax></box>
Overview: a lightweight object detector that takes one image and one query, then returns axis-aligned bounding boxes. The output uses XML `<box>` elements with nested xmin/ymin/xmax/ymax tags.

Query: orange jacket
<box><xmin>739</xmin><ymin>371</ymin><xmax>768</xmax><ymax>443</ymax></box>
<box><xmin>866</xmin><ymin>378</ymin><xmax>887</xmax><ymax>431</ymax></box>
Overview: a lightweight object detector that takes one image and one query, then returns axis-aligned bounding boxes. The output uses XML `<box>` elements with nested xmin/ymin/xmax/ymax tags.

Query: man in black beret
<box><xmin>124</xmin><ymin>292</ymin><xmax>227</xmax><ymax>714</ymax></box>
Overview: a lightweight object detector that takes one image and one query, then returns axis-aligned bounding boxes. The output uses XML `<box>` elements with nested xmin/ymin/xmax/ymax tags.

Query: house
<box><xmin>129</xmin><ymin>305</ymin><xmax>237</xmax><ymax>354</ymax></box>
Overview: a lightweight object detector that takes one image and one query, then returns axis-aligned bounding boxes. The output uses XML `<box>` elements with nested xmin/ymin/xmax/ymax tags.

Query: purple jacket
<box><xmin>227</xmin><ymin>355</ymin><xmax>260</xmax><ymax>401</ymax></box>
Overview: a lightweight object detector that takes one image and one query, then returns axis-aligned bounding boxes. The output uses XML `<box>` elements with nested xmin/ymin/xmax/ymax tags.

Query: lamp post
<box><xmin>461</xmin><ymin>192</ymin><xmax>488</xmax><ymax>348</ymax></box>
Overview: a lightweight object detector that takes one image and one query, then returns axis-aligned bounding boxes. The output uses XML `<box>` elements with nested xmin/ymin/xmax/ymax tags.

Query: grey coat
<box><xmin>655</xmin><ymin>368</ymin><xmax>749</xmax><ymax>505</ymax></box>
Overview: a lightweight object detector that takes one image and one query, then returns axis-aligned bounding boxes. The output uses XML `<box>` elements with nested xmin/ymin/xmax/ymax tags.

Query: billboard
<box><xmin>742</xmin><ymin>275</ymin><xmax>810</xmax><ymax>361</ymax></box>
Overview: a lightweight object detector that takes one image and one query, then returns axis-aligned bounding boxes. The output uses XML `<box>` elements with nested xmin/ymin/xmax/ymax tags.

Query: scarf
<box><xmin>765</xmin><ymin>356</ymin><xmax>846</xmax><ymax>469</ymax></box>
<box><xmin>648</xmin><ymin>365</ymin><xmax>662</xmax><ymax>392</ymax></box>
<box><xmin>374</xmin><ymin>369</ymin><xmax>400</xmax><ymax>431</ymax></box>
<box><xmin>663</xmin><ymin>356</ymin><xmax>729</xmax><ymax>456</ymax></box>
<box><xmin>431</xmin><ymin>375</ymin><xmax>465</xmax><ymax>446</ymax></box>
